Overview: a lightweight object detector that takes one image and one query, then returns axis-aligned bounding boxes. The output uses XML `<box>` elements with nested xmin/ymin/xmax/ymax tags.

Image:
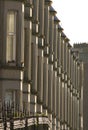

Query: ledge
<box><xmin>24</xmin><ymin>16</ymin><xmax>33</xmax><ymax>21</ymax></box>
<box><xmin>0</xmin><ymin>64</ymin><xmax>24</xmax><ymax>71</ymax></box>
<box><xmin>23</xmin><ymin>79</ymin><xmax>32</xmax><ymax>84</ymax></box>
<box><xmin>3</xmin><ymin>0</ymin><xmax>26</xmax><ymax>2</ymax></box>
<box><xmin>32</xmin><ymin>32</ymin><xmax>39</xmax><ymax>37</ymax></box>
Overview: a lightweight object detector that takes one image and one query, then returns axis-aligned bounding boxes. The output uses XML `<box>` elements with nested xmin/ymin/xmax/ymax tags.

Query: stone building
<box><xmin>0</xmin><ymin>0</ymin><xmax>83</xmax><ymax>130</ymax></box>
<box><xmin>73</xmin><ymin>43</ymin><xmax>88</xmax><ymax>130</ymax></box>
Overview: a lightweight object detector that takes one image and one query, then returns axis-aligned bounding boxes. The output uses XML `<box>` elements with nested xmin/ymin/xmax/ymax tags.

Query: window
<box><xmin>5</xmin><ymin>90</ymin><xmax>17</xmax><ymax>105</ymax></box>
<box><xmin>5</xmin><ymin>91</ymin><xmax>13</xmax><ymax>104</ymax></box>
<box><xmin>7</xmin><ymin>11</ymin><xmax>17</xmax><ymax>62</ymax></box>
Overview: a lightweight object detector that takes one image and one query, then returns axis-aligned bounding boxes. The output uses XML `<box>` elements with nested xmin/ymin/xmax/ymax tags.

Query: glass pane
<box><xmin>7</xmin><ymin>12</ymin><xmax>15</xmax><ymax>33</ymax></box>
<box><xmin>7</xmin><ymin>35</ymin><xmax>16</xmax><ymax>61</ymax></box>
<box><xmin>7</xmin><ymin>36</ymin><xmax>13</xmax><ymax>61</ymax></box>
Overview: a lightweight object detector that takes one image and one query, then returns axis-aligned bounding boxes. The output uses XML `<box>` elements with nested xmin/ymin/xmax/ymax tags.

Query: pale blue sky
<box><xmin>52</xmin><ymin>0</ymin><xmax>88</xmax><ymax>45</ymax></box>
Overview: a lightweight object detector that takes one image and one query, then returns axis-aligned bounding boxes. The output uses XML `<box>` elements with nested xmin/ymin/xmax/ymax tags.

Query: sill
<box><xmin>7</xmin><ymin>61</ymin><xmax>16</xmax><ymax>66</ymax></box>
<box><xmin>0</xmin><ymin>62</ymin><xmax>24</xmax><ymax>70</ymax></box>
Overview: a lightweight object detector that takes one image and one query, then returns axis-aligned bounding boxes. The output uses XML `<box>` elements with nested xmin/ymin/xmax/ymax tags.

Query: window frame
<box><xmin>6</xmin><ymin>10</ymin><xmax>17</xmax><ymax>62</ymax></box>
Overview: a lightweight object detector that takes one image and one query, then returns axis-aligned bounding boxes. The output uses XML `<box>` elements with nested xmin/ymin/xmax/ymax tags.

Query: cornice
<box><xmin>45</xmin><ymin>0</ymin><xmax>52</xmax><ymax>6</ymax></box>
<box><xmin>54</xmin><ymin>16</ymin><xmax>60</xmax><ymax>23</ymax></box>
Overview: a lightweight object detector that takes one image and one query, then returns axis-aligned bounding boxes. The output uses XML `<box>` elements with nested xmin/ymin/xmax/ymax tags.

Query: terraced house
<box><xmin>0</xmin><ymin>0</ymin><xmax>83</xmax><ymax>130</ymax></box>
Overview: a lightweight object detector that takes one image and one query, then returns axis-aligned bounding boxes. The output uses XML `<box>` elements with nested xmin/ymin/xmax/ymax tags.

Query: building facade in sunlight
<box><xmin>0</xmin><ymin>0</ymin><xmax>83</xmax><ymax>130</ymax></box>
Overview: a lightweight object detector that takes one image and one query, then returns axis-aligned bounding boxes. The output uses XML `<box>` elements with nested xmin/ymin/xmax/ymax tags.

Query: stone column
<box><xmin>61</xmin><ymin>33</ymin><xmax>66</xmax><ymax>129</ymax></box>
<box><xmin>64</xmin><ymin>74</ymin><xmax>68</xmax><ymax>130</ymax></box>
<box><xmin>79</xmin><ymin>63</ymin><xmax>83</xmax><ymax>130</ymax></box>
<box><xmin>31</xmin><ymin>37</ymin><xmax>38</xmax><ymax>93</ymax></box>
<box><xmin>43</xmin><ymin>0</ymin><xmax>52</xmax><ymax>113</ymax></box>
<box><xmin>69</xmin><ymin>52</ymin><xmax>74</xmax><ymax>129</ymax></box>
<box><xmin>36</xmin><ymin>0</ymin><xmax>45</xmax><ymax>114</ymax></box>
<box><xmin>0</xmin><ymin>1</ymin><xmax>4</xmax><ymax>62</ymax></box>
<box><xmin>48</xmin><ymin>6</ymin><xmax>56</xmax><ymax>130</ymax></box>
<box><xmin>53</xmin><ymin>16</ymin><xmax>60</xmax><ymax>62</ymax></box>
<box><xmin>31</xmin><ymin>0</ymin><xmax>39</xmax><ymax>95</ymax></box>
<box><xmin>43</xmin><ymin>57</ymin><xmax>48</xmax><ymax>109</ymax></box>
<box><xmin>64</xmin><ymin>38</ymin><xmax>69</xmax><ymax>130</ymax></box>
<box><xmin>24</xmin><ymin>20</ymin><xmax>32</xmax><ymax>82</ymax></box>
<box><xmin>17</xmin><ymin>71</ymin><xmax>24</xmax><ymax>112</ymax></box>
<box><xmin>77</xmin><ymin>93</ymin><xmax>80</xmax><ymax>130</ymax></box>
<box><xmin>52</xmin><ymin>70</ymin><xmax>57</xmax><ymax>115</ymax></box>
<box><xmin>32</xmin><ymin>0</ymin><xmax>39</xmax><ymax>22</ymax></box>
<box><xmin>19</xmin><ymin>83</ymin><xmax>23</xmax><ymax>112</ymax></box>
<box><xmin>61</xmin><ymin>32</ymin><xmax>66</xmax><ymax>72</ymax></box>
<box><xmin>74</xmin><ymin>60</ymin><xmax>78</xmax><ymax>130</ymax></box>
<box><xmin>57</xmin><ymin>25</ymin><xmax>63</xmax><ymax>130</ymax></box>
<box><xmin>64</xmin><ymin>38</ymin><xmax>69</xmax><ymax>73</ymax></box>
<box><xmin>67</xmin><ymin>79</ymin><xmax>71</xmax><ymax>130</ymax></box>
<box><xmin>30</xmin><ymin>94</ymin><xmax>37</xmax><ymax>115</ymax></box>
<box><xmin>32</xmin><ymin>0</ymin><xmax>39</xmax><ymax>41</ymax></box>
<box><xmin>16</xmin><ymin>3</ymin><xmax>24</xmax><ymax>66</ymax></box>
<box><xmin>58</xmin><ymin>25</ymin><xmax>63</xmax><ymax>67</ymax></box>
<box><xmin>48</xmin><ymin>6</ymin><xmax>55</xmax><ymax>113</ymax></box>
<box><xmin>67</xmin><ymin>44</ymin><xmax>71</xmax><ymax>79</ymax></box>
<box><xmin>67</xmin><ymin>43</ymin><xmax>71</xmax><ymax>129</ymax></box>
<box><xmin>61</xmin><ymin>76</ymin><xmax>65</xmax><ymax>130</ymax></box>
<box><xmin>59</xmin><ymin>68</ymin><xmax>62</xmax><ymax>129</ymax></box>
<box><xmin>48</xmin><ymin>63</ymin><xmax>53</xmax><ymax>113</ymax></box>
<box><xmin>77</xmin><ymin>63</ymin><xmax>80</xmax><ymax>130</ymax></box>
<box><xmin>52</xmin><ymin>17</ymin><xmax>59</xmax><ymax>130</ymax></box>
<box><xmin>23</xmin><ymin>84</ymin><xmax>30</xmax><ymax>114</ymax></box>
<box><xmin>38</xmin><ymin>0</ymin><xmax>44</xmax><ymax>35</ymax></box>
<box><xmin>49</xmin><ymin>6</ymin><xmax>56</xmax><ymax>54</ymax></box>
<box><xmin>28</xmin><ymin>0</ymin><xmax>39</xmax><ymax>116</ymax></box>
<box><xmin>70</xmin><ymin>84</ymin><xmax>73</xmax><ymax>129</ymax></box>
<box><xmin>72</xmin><ymin>87</ymin><xmax>75</xmax><ymax>130</ymax></box>
<box><xmin>37</xmin><ymin>46</ymin><xmax>44</xmax><ymax>113</ymax></box>
<box><xmin>44</xmin><ymin>0</ymin><xmax>52</xmax><ymax>46</ymax></box>
<box><xmin>56</xmin><ymin>75</ymin><xmax>61</xmax><ymax>130</ymax></box>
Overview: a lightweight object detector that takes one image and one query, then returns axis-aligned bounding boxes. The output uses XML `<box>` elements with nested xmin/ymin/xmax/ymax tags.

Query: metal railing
<box><xmin>0</xmin><ymin>102</ymin><xmax>50</xmax><ymax>130</ymax></box>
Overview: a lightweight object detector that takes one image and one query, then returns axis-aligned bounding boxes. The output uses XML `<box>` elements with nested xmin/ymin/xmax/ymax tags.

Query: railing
<box><xmin>0</xmin><ymin>102</ymin><xmax>51</xmax><ymax>130</ymax></box>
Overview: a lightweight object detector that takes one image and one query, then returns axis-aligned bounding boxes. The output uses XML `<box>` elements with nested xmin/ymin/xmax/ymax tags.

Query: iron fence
<box><xmin>0</xmin><ymin>101</ymin><xmax>50</xmax><ymax>130</ymax></box>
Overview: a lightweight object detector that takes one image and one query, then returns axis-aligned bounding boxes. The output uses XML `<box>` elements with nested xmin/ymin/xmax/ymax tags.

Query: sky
<box><xmin>52</xmin><ymin>0</ymin><xmax>88</xmax><ymax>46</ymax></box>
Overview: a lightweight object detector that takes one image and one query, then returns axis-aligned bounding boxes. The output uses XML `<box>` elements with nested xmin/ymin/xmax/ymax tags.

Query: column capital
<box><xmin>58</xmin><ymin>25</ymin><xmax>63</xmax><ymax>32</ymax></box>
